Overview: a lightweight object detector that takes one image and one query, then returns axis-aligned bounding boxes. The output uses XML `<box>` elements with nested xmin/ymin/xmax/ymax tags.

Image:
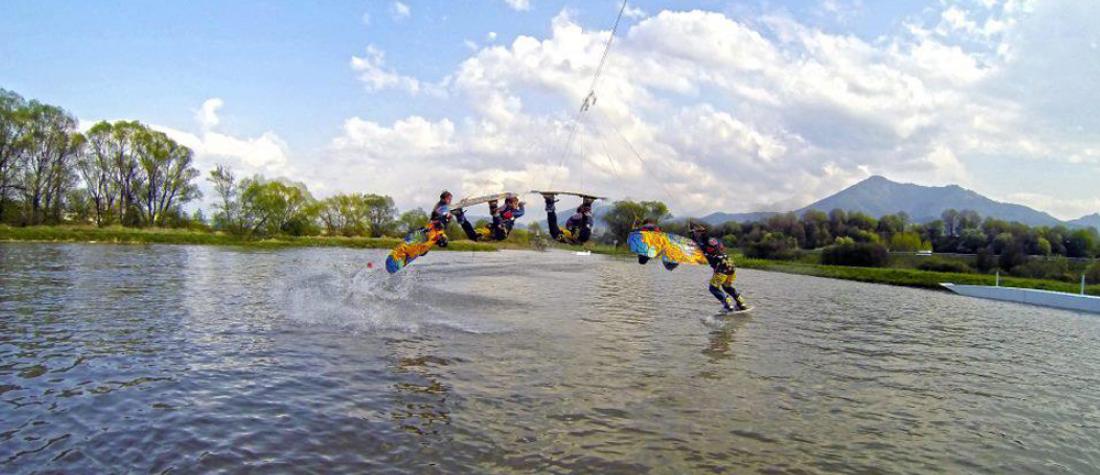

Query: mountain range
<box><xmin>700</xmin><ymin>176</ymin><xmax>1096</xmax><ymax>229</ymax></box>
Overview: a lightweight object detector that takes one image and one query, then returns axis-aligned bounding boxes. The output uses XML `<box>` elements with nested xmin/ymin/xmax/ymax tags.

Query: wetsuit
<box><xmin>456</xmin><ymin>201</ymin><xmax>525</xmax><ymax>241</ymax></box>
<box><xmin>416</xmin><ymin>199</ymin><xmax>451</xmax><ymax>249</ymax></box>
<box><xmin>546</xmin><ymin>199</ymin><xmax>593</xmax><ymax>244</ymax></box>
<box><xmin>694</xmin><ymin>234</ymin><xmax>746</xmax><ymax>311</ymax></box>
<box><xmin>430</xmin><ymin>200</ymin><xmax>451</xmax><ymax>225</ymax></box>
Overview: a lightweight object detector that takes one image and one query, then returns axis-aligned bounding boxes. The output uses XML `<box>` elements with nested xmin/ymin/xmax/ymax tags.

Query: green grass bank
<box><xmin>736</xmin><ymin>256</ymin><xmax>1100</xmax><ymax>296</ymax></box>
<box><xmin>0</xmin><ymin>225</ymin><xmax>496</xmax><ymax>252</ymax></box>
<box><xmin>5</xmin><ymin>225</ymin><xmax>1097</xmax><ymax>297</ymax></box>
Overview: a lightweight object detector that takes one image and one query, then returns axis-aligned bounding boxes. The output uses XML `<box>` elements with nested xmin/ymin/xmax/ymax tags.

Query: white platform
<box><xmin>941</xmin><ymin>283</ymin><xmax>1100</xmax><ymax>314</ymax></box>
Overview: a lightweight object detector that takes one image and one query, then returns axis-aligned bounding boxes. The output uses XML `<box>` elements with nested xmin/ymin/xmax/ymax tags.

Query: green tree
<box><xmin>992</xmin><ymin>232</ymin><xmax>1015</xmax><ymax>254</ymax></box>
<box><xmin>821</xmin><ymin>241</ymin><xmax>889</xmax><ymax>267</ymax></box>
<box><xmin>744</xmin><ymin>232</ymin><xmax>801</xmax><ymax>260</ymax></box>
<box><xmin>1035</xmin><ymin>237</ymin><xmax>1052</xmax><ymax>256</ymax></box>
<box><xmin>975</xmin><ymin>247</ymin><xmax>997</xmax><ymax>273</ymax></box>
<box><xmin>1065</xmin><ymin>228</ymin><xmax>1098</xmax><ymax>258</ymax></box>
<box><xmin>17</xmin><ymin>101</ymin><xmax>82</xmax><ymax>224</ymax></box>
<box><xmin>1086</xmin><ymin>260</ymin><xmax>1100</xmax><ymax>285</ymax></box>
<box><xmin>397</xmin><ymin>208</ymin><xmax>429</xmax><ymax>235</ymax></box>
<box><xmin>958</xmin><ymin>209</ymin><xmax>982</xmax><ymax>230</ymax></box>
<box><xmin>362</xmin><ymin>193</ymin><xmax>397</xmax><ymax>237</ymax></box>
<box><xmin>134</xmin><ymin>129</ymin><xmax>200</xmax><ymax>226</ymax></box>
<box><xmin>845</xmin><ymin>212</ymin><xmax>878</xmax><ymax>232</ymax></box>
<box><xmin>239</xmin><ymin>177</ymin><xmax>316</xmax><ymax>237</ymax></box>
<box><xmin>82</xmin><ymin>121</ymin><xmax>147</xmax><ymax>225</ymax></box>
<box><xmin>0</xmin><ymin>89</ymin><xmax>31</xmax><ymax>222</ymax></box>
<box><xmin>208</xmin><ymin>165</ymin><xmax>240</xmax><ymax>233</ymax></box>
<box><xmin>65</xmin><ymin>188</ymin><xmax>93</xmax><ymax>224</ymax></box>
<box><xmin>888</xmin><ymin>231</ymin><xmax>925</xmax><ymax>252</ymax></box>
<box><xmin>941</xmin><ymin>209</ymin><xmax>960</xmax><ymax>236</ymax></box>
<box><xmin>957</xmin><ymin>228</ymin><xmax>987</xmax><ymax>253</ymax></box>
<box><xmin>602</xmin><ymin>200</ymin><xmax>669</xmax><ymax>245</ymax></box>
<box><xmin>828</xmin><ymin>208</ymin><xmax>848</xmax><ymax>237</ymax></box>
<box><xmin>999</xmin><ymin>240</ymin><xmax>1028</xmax><ymax>271</ymax></box>
<box><xmin>315</xmin><ymin>193</ymin><xmax>374</xmax><ymax>236</ymax></box>
<box><xmin>877</xmin><ymin>213</ymin><xmax>907</xmax><ymax>236</ymax></box>
<box><xmin>802</xmin><ymin>209</ymin><xmax>830</xmax><ymax>249</ymax></box>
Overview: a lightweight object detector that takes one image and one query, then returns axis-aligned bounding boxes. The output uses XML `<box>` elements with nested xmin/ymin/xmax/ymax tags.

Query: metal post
<box><xmin>996</xmin><ymin>270</ymin><xmax>1000</xmax><ymax>287</ymax></box>
<box><xmin>1083</xmin><ymin>273</ymin><xmax>1087</xmax><ymax>296</ymax></box>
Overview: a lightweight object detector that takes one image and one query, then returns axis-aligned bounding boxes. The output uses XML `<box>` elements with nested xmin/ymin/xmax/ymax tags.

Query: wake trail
<box><xmin>276</xmin><ymin>262</ymin><xmax>507</xmax><ymax>335</ymax></box>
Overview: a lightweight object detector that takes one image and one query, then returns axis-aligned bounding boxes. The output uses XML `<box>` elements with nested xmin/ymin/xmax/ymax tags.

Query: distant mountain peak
<box><xmin>700</xmin><ymin>175</ymin><xmax>1070</xmax><ymax>227</ymax></box>
<box><xmin>1069</xmin><ymin>213</ymin><xmax>1100</xmax><ymax>231</ymax></box>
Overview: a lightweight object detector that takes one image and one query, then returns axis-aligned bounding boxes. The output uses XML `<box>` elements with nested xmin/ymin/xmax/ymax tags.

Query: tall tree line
<box><xmin>1</xmin><ymin>89</ymin><xmax>200</xmax><ymax>226</ymax></box>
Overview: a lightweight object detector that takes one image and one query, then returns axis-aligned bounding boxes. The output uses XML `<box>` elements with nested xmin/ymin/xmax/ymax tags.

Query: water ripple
<box><xmin>2</xmin><ymin>243</ymin><xmax>1100</xmax><ymax>472</ymax></box>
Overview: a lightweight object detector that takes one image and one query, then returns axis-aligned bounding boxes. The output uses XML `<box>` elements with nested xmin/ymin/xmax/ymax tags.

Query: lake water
<box><xmin>2</xmin><ymin>243</ymin><xmax>1099</xmax><ymax>473</ymax></box>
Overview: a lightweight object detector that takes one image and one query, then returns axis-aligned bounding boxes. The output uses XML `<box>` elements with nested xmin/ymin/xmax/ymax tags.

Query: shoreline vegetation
<box><xmin>736</xmin><ymin>257</ymin><xmax>1100</xmax><ymax>297</ymax></box>
<box><xmin>0</xmin><ymin>225</ymin><xmax>496</xmax><ymax>252</ymax></box>
<box><xmin>5</xmin><ymin>225</ymin><xmax>1098</xmax><ymax>297</ymax></box>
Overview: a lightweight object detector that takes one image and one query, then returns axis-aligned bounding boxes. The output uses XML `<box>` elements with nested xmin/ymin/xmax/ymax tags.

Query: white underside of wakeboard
<box><xmin>452</xmin><ymin>192</ymin><xmax>517</xmax><ymax>209</ymax></box>
<box><xmin>530</xmin><ymin>190</ymin><xmax>607</xmax><ymax>200</ymax></box>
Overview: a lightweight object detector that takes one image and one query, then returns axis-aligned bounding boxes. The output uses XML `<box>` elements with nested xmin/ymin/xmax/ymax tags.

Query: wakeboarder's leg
<box><xmin>709</xmin><ymin>284</ymin><xmax>734</xmax><ymax>311</ymax></box>
<box><xmin>723</xmin><ymin>285</ymin><xmax>748</xmax><ymax>310</ymax></box>
<box><xmin>452</xmin><ymin>208</ymin><xmax>480</xmax><ymax>241</ymax></box>
<box><xmin>544</xmin><ymin>194</ymin><xmax>563</xmax><ymax>240</ymax></box>
<box><xmin>577</xmin><ymin>213</ymin><xmax>592</xmax><ymax>243</ymax></box>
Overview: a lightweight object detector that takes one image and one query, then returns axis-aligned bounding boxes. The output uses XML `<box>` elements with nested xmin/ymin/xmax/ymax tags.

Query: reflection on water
<box><xmin>2</xmin><ymin>242</ymin><xmax>1100</xmax><ymax>473</ymax></box>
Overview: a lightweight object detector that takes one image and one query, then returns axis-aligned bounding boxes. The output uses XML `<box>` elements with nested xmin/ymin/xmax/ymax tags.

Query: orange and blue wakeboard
<box><xmin>628</xmin><ymin>230</ymin><xmax>707</xmax><ymax>266</ymax></box>
<box><xmin>386</xmin><ymin>225</ymin><xmax>447</xmax><ymax>273</ymax></box>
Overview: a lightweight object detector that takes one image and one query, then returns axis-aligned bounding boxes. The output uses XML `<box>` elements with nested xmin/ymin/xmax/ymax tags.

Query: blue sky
<box><xmin>4</xmin><ymin>0</ymin><xmax>924</xmax><ymax>147</ymax></box>
<box><xmin>4</xmin><ymin>1</ymin><xmax>1099</xmax><ymax>219</ymax></box>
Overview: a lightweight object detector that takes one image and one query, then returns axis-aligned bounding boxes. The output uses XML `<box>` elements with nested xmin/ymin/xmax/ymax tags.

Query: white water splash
<box><xmin>278</xmin><ymin>265</ymin><xmax>426</xmax><ymax>332</ymax></box>
<box><xmin>277</xmin><ymin>264</ymin><xmax>508</xmax><ymax>334</ymax></box>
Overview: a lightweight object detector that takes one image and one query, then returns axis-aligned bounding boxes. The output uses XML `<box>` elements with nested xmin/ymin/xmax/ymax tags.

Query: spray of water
<box><xmin>277</xmin><ymin>261</ymin><xmax>508</xmax><ymax>335</ymax></box>
<box><xmin>278</xmin><ymin>263</ymin><xmax>426</xmax><ymax>332</ymax></box>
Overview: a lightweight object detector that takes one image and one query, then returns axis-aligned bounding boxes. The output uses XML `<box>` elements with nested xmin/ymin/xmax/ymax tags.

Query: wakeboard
<box><xmin>451</xmin><ymin>192</ymin><xmax>517</xmax><ymax>210</ymax></box>
<box><xmin>385</xmin><ymin>225</ymin><xmax>447</xmax><ymax>273</ymax></box>
<box><xmin>718</xmin><ymin>306</ymin><xmax>754</xmax><ymax>316</ymax></box>
<box><xmin>530</xmin><ymin>190</ymin><xmax>607</xmax><ymax>201</ymax></box>
<box><xmin>628</xmin><ymin>230</ymin><xmax>707</xmax><ymax>266</ymax></box>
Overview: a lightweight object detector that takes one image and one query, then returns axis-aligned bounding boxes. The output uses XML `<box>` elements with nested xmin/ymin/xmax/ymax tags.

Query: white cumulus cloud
<box><xmin>156</xmin><ymin>98</ymin><xmax>293</xmax><ymax>179</ymax></box>
<box><xmin>319</xmin><ymin>2</ymin><xmax>1099</xmax><ymax>218</ymax></box>
<box><xmin>350</xmin><ymin>45</ymin><xmax>426</xmax><ymax>95</ymax></box>
<box><xmin>391</xmin><ymin>1</ymin><xmax>410</xmax><ymax>20</ymax></box>
<box><xmin>504</xmin><ymin>0</ymin><xmax>530</xmax><ymax>12</ymax></box>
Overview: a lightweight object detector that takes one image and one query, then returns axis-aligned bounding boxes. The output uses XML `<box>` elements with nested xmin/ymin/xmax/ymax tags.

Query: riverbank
<box><xmin>5</xmin><ymin>225</ymin><xmax>1095</xmax><ymax>296</ymax></box>
<box><xmin>0</xmin><ymin>225</ymin><xmax>497</xmax><ymax>252</ymax></box>
<box><xmin>549</xmin><ymin>240</ymin><xmax>1100</xmax><ymax>295</ymax></box>
<box><xmin>737</xmin><ymin>257</ymin><xmax>1100</xmax><ymax>296</ymax></box>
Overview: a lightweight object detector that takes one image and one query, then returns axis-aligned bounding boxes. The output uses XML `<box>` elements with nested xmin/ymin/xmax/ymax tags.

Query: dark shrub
<box><xmin>821</xmin><ymin>242</ymin><xmax>889</xmax><ymax>267</ymax></box>
<box><xmin>1087</xmin><ymin>261</ymin><xmax>1100</xmax><ymax>285</ymax></box>
<box><xmin>1010</xmin><ymin>257</ymin><xmax>1071</xmax><ymax>281</ymax></box>
<box><xmin>744</xmin><ymin>233</ymin><xmax>802</xmax><ymax>260</ymax></box>
<box><xmin>917</xmin><ymin>257</ymin><xmax>972</xmax><ymax>273</ymax></box>
<box><xmin>975</xmin><ymin>247</ymin><xmax>997</xmax><ymax>273</ymax></box>
<box><xmin>998</xmin><ymin>241</ymin><xmax>1028</xmax><ymax>271</ymax></box>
